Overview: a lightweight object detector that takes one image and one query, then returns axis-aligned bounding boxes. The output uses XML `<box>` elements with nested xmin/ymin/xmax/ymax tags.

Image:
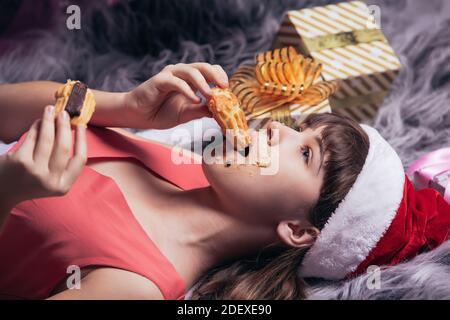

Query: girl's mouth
<box><xmin>206</xmin><ymin>128</ymin><xmax>273</xmax><ymax>168</ymax></box>
<box><xmin>236</xmin><ymin>125</ymin><xmax>272</xmax><ymax>158</ymax></box>
<box><xmin>238</xmin><ymin>146</ymin><xmax>250</xmax><ymax>158</ymax></box>
<box><xmin>245</xmin><ymin>127</ymin><xmax>273</xmax><ymax>156</ymax></box>
<box><xmin>235</xmin><ymin>128</ymin><xmax>273</xmax><ymax>168</ymax></box>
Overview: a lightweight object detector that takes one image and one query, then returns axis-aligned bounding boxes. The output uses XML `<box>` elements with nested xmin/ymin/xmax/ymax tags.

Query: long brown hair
<box><xmin>191</xmin><ymin>113</ymin><xmax>370</xmax><ymax>299</ymax></box>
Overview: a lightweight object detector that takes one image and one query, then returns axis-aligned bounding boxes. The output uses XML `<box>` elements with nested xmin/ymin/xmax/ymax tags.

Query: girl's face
<box><xmin>202</xmin><ymin>121</ymin><xmax>326</xmax><ymax>224</ymax></box>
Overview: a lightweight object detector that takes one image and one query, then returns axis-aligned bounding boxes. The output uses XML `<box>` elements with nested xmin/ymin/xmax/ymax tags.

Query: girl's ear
<box><xmin>276</xmin><ymin>220</ymin><xmax>320</xmax><ymax>248</ymax></box>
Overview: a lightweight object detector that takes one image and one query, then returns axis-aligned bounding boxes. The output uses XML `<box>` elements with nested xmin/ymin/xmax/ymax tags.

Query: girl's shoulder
<box><xmin>48</xmin><ymin>267</ymin><xmax>165</xmax><ymax>300</ymax></box>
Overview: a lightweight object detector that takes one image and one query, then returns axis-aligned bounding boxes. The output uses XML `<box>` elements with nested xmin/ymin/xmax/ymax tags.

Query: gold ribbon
<box><xmin>300</xmin><ymin>28</ymin><xmax>387</xmax><ymax>53</ymax></box>
<box><xmin>250</xmin><ymin>101</ymin><xmax>332</xmax><ymax>130</ymax></box>
<box><xmin>230</xmin><ymin>46</ymin><xmax>337</xmax><ymax>120</ymax></box>
<box><xmin>270</xmin><ymin>107</ymin><xmax>295</xmax><ymax>127</ymax></box>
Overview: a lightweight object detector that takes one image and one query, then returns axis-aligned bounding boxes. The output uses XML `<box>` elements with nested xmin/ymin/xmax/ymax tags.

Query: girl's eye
<box><xmin>301</xmin><ymin>147</ymin><xmax>310</xmax><ymax>164</ymax></box>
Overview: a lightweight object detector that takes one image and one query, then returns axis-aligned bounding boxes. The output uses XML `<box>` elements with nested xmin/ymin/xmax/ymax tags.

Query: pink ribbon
<box><xmin>407</xmin><ymin>148</ymin><xmax>450</xmax><ymax>203</ymax></box>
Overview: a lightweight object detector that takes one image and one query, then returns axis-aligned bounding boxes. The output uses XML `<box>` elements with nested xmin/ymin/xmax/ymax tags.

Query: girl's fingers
<box><xmin>171</xmin><ymin>67</ymin><xmax>212</xmax><ymax>98</ymax></box>
<box><xmin>155</xmin><ymin>73</ymin><xmax>200</xmax><ymax>103</ymax></box>
<box><xmin>13</xmin><ymin>119</ymin><xmax>40</xmax><ymax>161</ymax></box>
<box><xmin>189</xmin><ymin>63</ymin><xmax>229</xmax><ymax>88</ymax></box>
<box><xmin>34</xmin><ymin>105</ymin><xmax>56</xmax><ymax>165</ymax></box>
<box><xmin>178</xmin><ymin>102</ymin><xmax>213</xmax><ymax>124</ymax></box>
<box><xmin>63</xmin><ymin>124</ymin><xmax>87</xmax><ymax>186</ymax></box>
<box><xmin>49</xmin><ymin>111</ymin><xmax>72</xmax><ymax>173</ymax></box>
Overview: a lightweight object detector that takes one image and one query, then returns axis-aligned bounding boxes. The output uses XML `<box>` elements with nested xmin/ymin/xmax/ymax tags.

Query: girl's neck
<box><xmin>154</xmin><ymin>186</ymin><xmax>277</xmax><ymax>289</ymax></box>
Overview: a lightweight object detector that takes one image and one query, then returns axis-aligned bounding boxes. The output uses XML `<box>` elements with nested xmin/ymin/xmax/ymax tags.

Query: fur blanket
<box><xmin>308</xmin><ymin>239</ymin><xmax>450</xmax><ymax>299</ymax></box>
<box><xmin>1</xmin><ymin>0</ymin><xmax>449</xmax><ymax>299</ymax></box>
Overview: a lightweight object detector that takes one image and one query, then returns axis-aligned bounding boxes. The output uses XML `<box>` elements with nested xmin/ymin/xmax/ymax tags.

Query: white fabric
<box><xmin>299</xmin><ymin>125</ymin><xmax>406</xmax><ymax>280</ymax></box>
<box><xmin>0</xmin><ymin>141</ymin><xmax>16</xmax><ymax>155</ymax></box>
<box><xmin>136</xmin><ymin>117</ymin><xmax>221</xmax><ymax>153</ymax></box>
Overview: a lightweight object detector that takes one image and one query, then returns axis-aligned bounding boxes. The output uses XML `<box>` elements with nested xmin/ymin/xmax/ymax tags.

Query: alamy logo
<box><xmin>366</xmin><ymin>265</ymin><xmax>381</xmax><ymax>290</ymax></box>
<box><xmin>66</xmin><ymin>5</ymin><xmax>81</xmax><ymax>30</ymax></box>
<box><xmin>170</xmin><ymin>126</ymin><xmax>280</xmax><ymax>176</ymax></box>
<box><xmin>66</xmin><ymin>265</ymin><xmax>81</xmax><ymax>290</ymax></box>
<box><xmin>367</xmin><ymin>5</ymin><xmax>381</xmax><ymax>28</ymax></box>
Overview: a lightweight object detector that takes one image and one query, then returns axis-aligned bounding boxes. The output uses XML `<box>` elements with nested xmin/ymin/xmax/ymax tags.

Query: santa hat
<box><xmin>299</xmin><ymin>125</ymin><xmax>450</xmax><ymax>280</ymax></box>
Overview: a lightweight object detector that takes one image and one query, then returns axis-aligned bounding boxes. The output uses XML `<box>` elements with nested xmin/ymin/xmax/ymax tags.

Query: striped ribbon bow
<box><xmin>230</xmin><ymin>46</ymin><xmax>338</xmax><ymax>121</ymax></box>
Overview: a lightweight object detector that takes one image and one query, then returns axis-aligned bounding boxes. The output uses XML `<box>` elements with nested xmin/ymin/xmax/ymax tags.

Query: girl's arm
<box><xmin>0</xmin><ymin>81</ymin><xmax>127</xmax><ymax>143</ymax></box>
<box><xmin>0</xmin><ymin>63</ymin><xmax>228</xmax><ymax>143</ymax></box>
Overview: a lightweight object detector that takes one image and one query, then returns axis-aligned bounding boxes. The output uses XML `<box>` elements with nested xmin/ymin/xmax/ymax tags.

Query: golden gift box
<box><xmin>230</xmin><ymin>47</ymin><xmax>337</xmax><ymax>130</ymax></box>
<box><xmin>272</xmin><ymin>0</ymin><xmax>402</xmax><ymax>122</ymax></box>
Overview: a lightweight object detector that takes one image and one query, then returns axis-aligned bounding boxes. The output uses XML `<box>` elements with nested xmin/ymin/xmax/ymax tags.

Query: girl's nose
<box><xmin>268</xmin><ymin>121</ymin><xmax>285</xmax><ymax>132</ymax></box>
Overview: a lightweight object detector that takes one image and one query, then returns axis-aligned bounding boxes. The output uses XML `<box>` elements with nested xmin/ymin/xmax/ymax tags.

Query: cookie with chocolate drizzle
<box><xmin>54</xmin><ymin>80</ymin><xmax>96</xmax><ymax>126</ymax></box>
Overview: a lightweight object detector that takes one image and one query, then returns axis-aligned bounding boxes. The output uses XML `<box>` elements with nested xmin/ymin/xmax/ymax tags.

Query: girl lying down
<box><xmin>0</xmin><ymin>63</ymin><xmax>449</xmax><ymax>300</ymax></box>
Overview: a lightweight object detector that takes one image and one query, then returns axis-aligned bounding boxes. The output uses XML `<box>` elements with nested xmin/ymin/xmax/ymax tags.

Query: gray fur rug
<box><xmin>1</xmin><ymin>0</ymin><xmax>449</xmax><ymax>299</ymax></box>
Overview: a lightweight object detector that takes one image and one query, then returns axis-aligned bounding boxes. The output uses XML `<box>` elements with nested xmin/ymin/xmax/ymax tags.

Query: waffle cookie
<box><xmin>54</xmin><ymin>80</ymin><xmax>96</xmax><ymax>126</ymax></box>
<box><xmin>207</xmin><ymin>88</ymin><xmax>251</xmax><ymax>151</ymax></box>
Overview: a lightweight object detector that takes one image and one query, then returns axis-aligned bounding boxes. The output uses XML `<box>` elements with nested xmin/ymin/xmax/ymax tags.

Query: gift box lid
<box><xmin>288</xmin><ymin>1</ymin><xmax>379</xmax><ymax>37</ymax></box>
<box><xmin>276</xmin><ymin>1</ymin><xmax>401</xmax><ymax>81</ymax></box>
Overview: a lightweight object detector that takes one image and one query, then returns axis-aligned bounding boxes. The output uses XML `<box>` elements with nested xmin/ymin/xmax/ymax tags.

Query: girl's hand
<box><xmin>0</xmin><ymin>105</ymin><xmax>87</xmax><ymax>209</ymax></box>
<box><xmin>123</xmin><ymin>63</ymin><xmax>229</xmax><ymax>129</ymax></box>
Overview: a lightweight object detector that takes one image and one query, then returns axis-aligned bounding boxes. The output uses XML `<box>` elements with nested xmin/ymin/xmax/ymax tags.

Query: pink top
<box><xmin>0</xmin><ymin>126</ymin><xmax>210</xmax><ymax>300</ymax></box>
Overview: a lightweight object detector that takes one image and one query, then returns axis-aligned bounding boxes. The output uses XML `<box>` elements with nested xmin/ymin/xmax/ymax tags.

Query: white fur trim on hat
<box><xmin>298</xmin><ymin>125</ymin><xmax>405</xmax><ymax>280</ymax></box>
